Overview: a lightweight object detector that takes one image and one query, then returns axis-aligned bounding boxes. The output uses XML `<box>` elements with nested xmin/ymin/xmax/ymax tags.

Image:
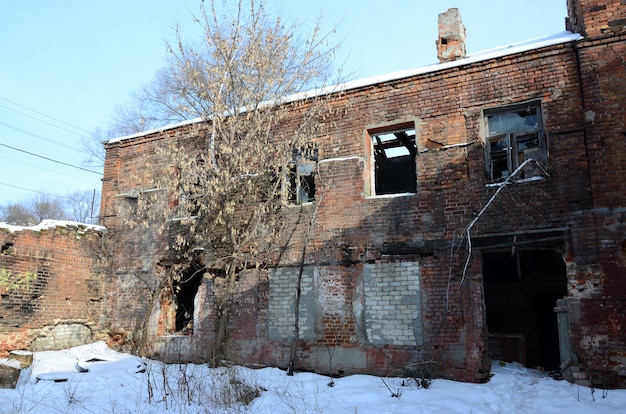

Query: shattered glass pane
<box><xmin>485</xmin><ymin>103</ymin><xmax>545</xmax><ymax>181</ymax></box>
<box><xmin>287</xmin><ymin>160</ymin><xmax>316</xmax><ymax>204</ymax></box>
<box><xmin>516</xmin><ymin>132</ymin><xmax>544</xmax><ymax>169</ymax></box>
<box><xmin>488</xmin><ymin>107</ymin><xmax>539</xmax><ymax>136</ymax></box>
<box><xmin>490</xmin><ymin>136</ymin><xmax>509</xmax><ymax>179</ymax></box>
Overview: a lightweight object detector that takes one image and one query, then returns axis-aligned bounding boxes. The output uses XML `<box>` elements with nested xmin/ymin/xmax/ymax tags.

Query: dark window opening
<box><xmin>485</xmin><ymin>103</ymin><xmax>546</xmax><ymax>181</ymax></box>
<box><xmin>371</xmin><ymin>125</ymin><xmax>417</xmax><ymax>195</ymax></box>
<box><xmin>174</xmin><ymin>264</ymin><xmax>205</xmax><ymax>334</ymax></box>
<box><xmin>1</xmin><ymin>242</ymin><xmax>13</xmax><ymax>254</ymax></box>
<box><xmin>286</xmin><ymin>145</ymin><xmax>318</xmax><ymax>204</ymax></box>
<box><xmin>483</xmin><ymin>249</ymin><xmax>567</xmax><ymax>371</ymax></box>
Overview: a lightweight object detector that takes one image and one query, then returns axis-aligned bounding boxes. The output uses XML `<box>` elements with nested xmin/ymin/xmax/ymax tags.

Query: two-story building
<box><xmin>97</xmin><ymin>0</ymin><xmax>626</xmax><ymax>387</ymax></box>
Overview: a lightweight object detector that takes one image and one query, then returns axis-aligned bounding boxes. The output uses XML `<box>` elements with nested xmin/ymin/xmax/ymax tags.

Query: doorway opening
<box><xmin>174</xmin><ymin>264</ymin><xmax>205</xmax><ymax>333</ymax></box>
<box><xmin>483</xmin><ymin>248</ymin><xmax>567</xmax><ymax>371</ymax></box>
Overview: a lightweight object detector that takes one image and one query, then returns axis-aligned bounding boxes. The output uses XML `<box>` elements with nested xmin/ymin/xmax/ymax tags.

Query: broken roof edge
<box><xmin>107</xmin><ymin>30</ymin><xmax>583</xmax><ymax>146</ymax></box>
<box><xmin>0</xmin><ymin>219</ymin><xmax>106</xmax><ymax>234</ymax></box>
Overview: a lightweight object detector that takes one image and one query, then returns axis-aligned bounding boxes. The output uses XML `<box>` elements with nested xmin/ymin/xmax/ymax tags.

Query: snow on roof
<box><xmin>108</xmin><ymin>31</ymin><xmax>583</xmax><ymax>145</ymax></box>
<box><xmin>0</xmin><ymin>219</ymin><xmax>105</xmax><ymax>233</ymax></box>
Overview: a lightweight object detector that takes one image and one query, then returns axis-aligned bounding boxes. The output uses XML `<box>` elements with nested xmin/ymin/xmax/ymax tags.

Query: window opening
<box><xmin>485</xmin><ymin>103</ymin><xmax>546</xmax><ymax>181</ymax></box>
<box><xmin>371</xmin><ymin>125</ymin><xmax>417</xmax><ymax>195</ymax></box>
<box><xmin>286</xmin><ymin>145</ymin><xmax>317</xmax><ymax>204</ymax></box>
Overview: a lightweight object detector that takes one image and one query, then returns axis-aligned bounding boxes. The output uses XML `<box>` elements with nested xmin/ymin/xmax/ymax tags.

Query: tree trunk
<box><xmin>287</xmin><ymin>243</ymin><xmax>306</xmax><ymax>376</ymax></box>
<box><xmin>212</xmin><ymin>260</ymin><xmax>237</xmax><ymax>366</ymax></box>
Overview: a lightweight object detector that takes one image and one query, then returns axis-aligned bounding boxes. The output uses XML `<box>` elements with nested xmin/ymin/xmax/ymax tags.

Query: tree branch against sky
<box><xmin>0</xmin><ymin>1</ymin><xmax>567</xmax><ymax>204</ymax></box>
<box><xmin>120</xmin><ymin>0</ymin><xmax>342</xmax><ymax>364</ymax></box>
<box><xmin>0</xmin><ymin>190</ymin><xmax>99</xmax><ymax>225</ymax></box>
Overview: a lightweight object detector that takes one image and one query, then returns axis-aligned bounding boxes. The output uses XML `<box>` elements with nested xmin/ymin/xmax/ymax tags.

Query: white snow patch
<box><xmin>3</xmin><ymin>341</ymin><xmax>622</xmax><ymax>413</ymax></box>
<box><xmin>0</xmin><ymin>219</ymin><xmax>105</xmax><ymax>233</ymax></box>
<box><xmin>318</xmin><ymin>156</ymin><xmax>365</xmax><ymax>164</ymax></box>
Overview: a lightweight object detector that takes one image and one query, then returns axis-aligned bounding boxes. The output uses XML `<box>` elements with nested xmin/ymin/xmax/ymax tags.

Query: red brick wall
<box><xmin>0</xmin><ymin>223</ymin><xmax>105</xmax><ymax>356</ymax></box>
<box><xmin>99</xmin><ymin>41</ymin><xmax>585</xmax><ymax>380</ymax></box>
<box><xmin>98</xmin><ymin>0</ymin><xmax>626</xmax><ymax>385</ymax></box>
<box><xmin>568</xmin><ymin>0</ymin><xmax>626</xmax><ymax>38</ymax></box>
<box><xmin>569</xmin><ymin>2</ymin><xmax>626</xmax><ymax>384</ymax></box>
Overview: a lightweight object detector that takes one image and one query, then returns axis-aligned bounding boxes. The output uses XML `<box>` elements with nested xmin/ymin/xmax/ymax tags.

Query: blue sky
<box><xmin>0</xmin><ymin>0</ymin><xmax>568</xmax><ymax>207</ymax></box>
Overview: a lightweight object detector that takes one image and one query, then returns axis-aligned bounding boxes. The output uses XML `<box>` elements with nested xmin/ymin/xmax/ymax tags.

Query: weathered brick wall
<box><xmin>568</xmin><ymin>0</ymin><xmax>626</xmax><ymax>38</ymax></box>
<box><xmin>99</xmin><ymin>0</ymin><xmax>626</xmax><ymax>385</ymax></box>
<box><xmin>0</xmin><ymin>222</ymin><xmax>105</xmax><ymax>357</ymax></box>
<box><xmin>570</xmin><ymin>9</ymin><xmax>626</xmax><ymax>383</ymax></box>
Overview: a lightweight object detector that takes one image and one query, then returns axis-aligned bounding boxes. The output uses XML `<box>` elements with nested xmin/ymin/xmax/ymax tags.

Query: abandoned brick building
<box><xmin>2</xmin><ymin>0</ymin><xmax>625</xmax><ymax>387</ymax></box>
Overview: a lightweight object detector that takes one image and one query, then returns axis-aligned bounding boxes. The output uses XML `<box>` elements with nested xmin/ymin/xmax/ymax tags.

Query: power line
<box><xmin>0</xmin><ymin>155</ymin><xmax>99</xmax><ymax>184</ymax></box>
<box><xmin>0</xmin><ymin>102</ymin><xmax>85</xmax><ymax>137</ymax></box>
<box><xmin>0</xmin><ymin>141</ymin><xmax>102</xmax><ymax>175</ymax></box>
<box><xmin>0</xmin><ymin>120</ymin><xmax>80</xmax><ymax>152</ymax></box>
<box><xmin>0</xmin><ymin>181</ymin><xmax>92</xmax><ymax>202</ymax></box>
<box><xmin>0</xmin><ymin>96</ymin><xmax>92</xmax><ymax>135</ymax></box>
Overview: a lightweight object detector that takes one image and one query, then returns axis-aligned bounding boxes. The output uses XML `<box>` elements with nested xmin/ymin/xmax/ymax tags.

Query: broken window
<box><xmin>285</xmin><ymin>145</ymin><xmax>317</xmax><ymax>204</ymax></box>
<box><xmin>370</xmin><ymin>123</ymin><xmax>417</xmax><ymax>195</ymax></box>
<box><xmin>484</xmin><ymin>102</ymin><xmax>546</xmax><ymax>181</ymax></box>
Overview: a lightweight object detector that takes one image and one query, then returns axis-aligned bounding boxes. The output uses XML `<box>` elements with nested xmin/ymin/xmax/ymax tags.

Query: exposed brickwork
<box><xmin>1</xmin><ymin>0</ymin><xmax>621</xmax><ymax>387</ymax></box>
<box><xmin>0</xmin><ymin>223</ymin><xmax>105</xmax><ymax>357</ymax></box>
<box><xmin>568</xmin><ymin>0</ymin><xmax>626</xmax><ymax>38</ymax></box>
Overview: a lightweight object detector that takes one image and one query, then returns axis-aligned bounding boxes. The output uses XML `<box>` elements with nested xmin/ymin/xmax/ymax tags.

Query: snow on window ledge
<box><xmin>485</xmin><ymin>175</ymin><xmax>546</xmax><ymax>188</ymax></box>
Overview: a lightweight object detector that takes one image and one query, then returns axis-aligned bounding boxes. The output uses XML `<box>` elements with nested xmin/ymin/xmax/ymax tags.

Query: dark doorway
<box><xmin>483</xmin><ymin>249</ymin><xmax>567</xmax><ymax>371</ymax></box>
<box><xmin>174</xmin><ymin>264</ymin><xmax>205</xmax><ymax>333</ymax></box>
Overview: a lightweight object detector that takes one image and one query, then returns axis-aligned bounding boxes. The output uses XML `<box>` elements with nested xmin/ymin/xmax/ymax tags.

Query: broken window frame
<box><xmin>284</xmin><ymin>145</ymin><xmax>318</xmax><ymax>205</ymax></box>
<box><xmin>484</xmin><ymin>102</ymin><xmax>547</xmax><ymax>181</ymax></box>
<box><xmin>368</xmin><ymin>122</ymin><xmax>417</xmax><ymax>196</ymax></box>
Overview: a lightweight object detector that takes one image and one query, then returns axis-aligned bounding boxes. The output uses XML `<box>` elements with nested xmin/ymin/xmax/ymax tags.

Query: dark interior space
<box><xmin>483</xmin><ymin>248</ymin><xmax>567</xmax><ymax>371</ymax></box>
<box><xmin>371</xmin><ymin>127</ymin><xmax>417</xmax><ymax>195</ymax></box>
<box><xmin>175</xmin><ymin>264</ymin><xmax>205</xmax><ymax>333</ymax></box>
<box><xmin>374</xmin><ymin>154</ymin><xmax>417</xmax><ymax>195</ymax></box>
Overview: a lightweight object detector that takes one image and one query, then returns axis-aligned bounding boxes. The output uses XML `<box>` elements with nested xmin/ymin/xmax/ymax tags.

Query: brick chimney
<box><xmin>436</xmin><ymin>8</ymin><xmax>466</xmax><ymax>63</ymax></box>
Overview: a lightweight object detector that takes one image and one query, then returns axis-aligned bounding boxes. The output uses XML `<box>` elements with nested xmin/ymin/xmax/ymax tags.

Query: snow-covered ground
<box><xmin>1</xmin><ymin>342</ymin><xmax>625</xmax><ymax>413</ymax></box>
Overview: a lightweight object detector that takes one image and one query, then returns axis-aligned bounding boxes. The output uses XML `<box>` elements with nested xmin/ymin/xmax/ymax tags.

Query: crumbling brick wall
<box><xmin>567</xmin><ymin>4</ymin><xmax>626</xmax><ymax>384</ymax></box>
<box><xmin>0</xmin><ymin>222</ymin><xmax>105</xmax><ymax>357</ymax></box>
<box><xmin>100</xmin><ymin>39</ymin><xmax>586</xmax><ymax>382</ymax></box>
<box><xmin>99</xmin><ymin>0</ymin><xmax>626</xmax><ymax>386</ymax></box>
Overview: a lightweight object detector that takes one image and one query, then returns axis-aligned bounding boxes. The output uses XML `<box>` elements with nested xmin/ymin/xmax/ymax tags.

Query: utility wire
<box><xmin>0</xmin><ymin>155</ymin><xmax>98</xmax><ymax>184</ymax></box>
<box><xmin>0</xmin><ymin>102</ymin><xmax>85</xmax><ymax>137</ymax></box>
<box><xmin>0</xmin><ymin>181</ymin><xmax>91</xmax><ymax>201</ymax></box>
<box><xmin>0</xmin><ymin>120</ymin><xmax>80</xmax><ymax>152</ymax></box>
<box><xmin>0</xmin><ymin>96</ymin><xmax>92</xmax><ymax>134</ymax></box>
<box><xmin>0</xmin><ymin>141</ymin><xmax>102</xmax><ymax>175</ymax></box>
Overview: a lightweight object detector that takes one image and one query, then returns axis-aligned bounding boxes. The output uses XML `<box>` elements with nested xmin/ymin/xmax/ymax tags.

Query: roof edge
<box><xmin>108</xmin><ymin>31</ymin><xmax>583</xmax><ymax>145</ymax></box>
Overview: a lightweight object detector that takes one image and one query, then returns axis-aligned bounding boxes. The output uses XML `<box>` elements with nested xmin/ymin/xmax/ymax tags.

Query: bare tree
<box><xmin>124</xmin><ymin>0</ymin><xmax>342</xmax><ymax>364</ymax></box>
<box><xmin>0</xmin><ymin>203</ymin><xmax>37</xmax><ymax>226</ymax></box>
<box><xmin>65</xmin><ymin>190</ymin><xmax>99</xmax><ymax>223</ymax></box>
<box><xmin>82</xmin><ymin>112</ymin><xmax>152</xmax><ymax>169</ymax></box>
<box><xmin>26</xmin><ymin>193</ymin><xmax>67</xmax><ymax>223</ymax></box>
<box><xmin>0</xmin><ymin>191</ymin><xmax>99</xmax><ymax>225</ymax></box>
